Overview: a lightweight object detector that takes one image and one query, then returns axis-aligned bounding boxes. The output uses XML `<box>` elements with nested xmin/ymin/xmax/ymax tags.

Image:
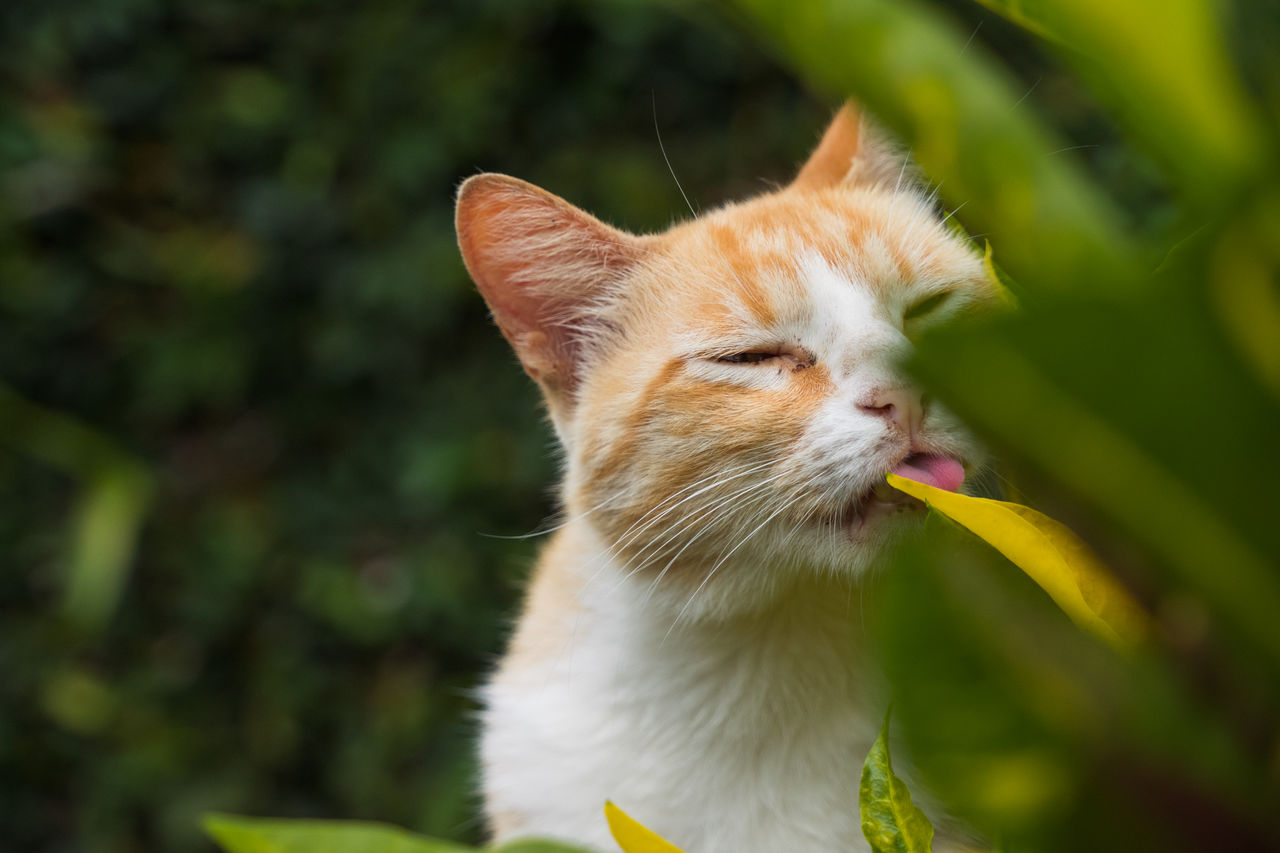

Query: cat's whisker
<box><xmin>939</xmin><ymin>200</ymin><xmax>968</xmax><ymax>227</ymax></box>
<box><xmin>892</xmin><ymin>154</ymin><xmax>911</xmax><ymax>197</ymax></box>
<box><xmin>886</xmin><ymin>153</ymin><xmax>916</xmax><ymax>235</ymax></box>
<box><xmin>630</xmin><ymin>469</ymin><xmax>789</xmax><ymax>563</ymax></box>
<box><xmin>663</xmin><ymin>488</ymin><xmax>803</xmax><ymax>639</ymax></box>
<box><xmin>635</xmin><ymin>475</ymin><xmax>792</xmax><ymax>605</ymax></box>
<box><xmin>652</xmin><ymin>92</ymin><xmax>697</xmax><ymax>218</ymax></box>
<box><xmin>1010</xmin><ymin>76</ymin><xmax>1042</xmax><ymax>111</ymax></box>
<box><xmin>906</xmin><ymin>184</ymin><xmax>944</xmax><ymax>236</ymax></box>
<box><xmin>585</xmin><ymin>464</ymin><xmax>756</xmax><ymax>568</ymax></box>
<box><xmin>600</xmin><ymin>457</ymin><xmax>782</xmax><ymax>562</ymax></box>
<box><xmin>581</xmin><ymin>459</ymin><xmax>784</xmax><ymax>592</ymax></box>
<box><xmin>774</xmin><ymin>498</ymin><xmax>817</xmax><ymax>553</ymax></box>
<box><xmin>607</xmin><ymin>457</ymin><xmax>774</xmax><ymax>546</ymax></box>
<box><xmin>673</xmin><ymin>482</ymin><xmax>800</xmax><ymax>580</ymax></box>
<box><xmin>1047</xmin><ymin>144</ymin><xmax>1100</xmax><ymax>157</ymax></box>
<box><xmin>983</xmin><ymin>458</ymin><xmax>1018</xmax><ymax>499</ymax></box>
<box><xmin>608</xmin><ymin>470</ymin><xmax>790</xmax><ymax>595</ymax></box>
<box><xmin>478</xmin><ymin>489</ymin><xmax>628</xmax><ymax>540</ymax></box>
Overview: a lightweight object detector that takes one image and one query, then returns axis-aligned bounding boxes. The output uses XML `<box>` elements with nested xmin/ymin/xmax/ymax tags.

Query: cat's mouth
<box><xmin>834</xmin><ymin>453</ymin><xmax>966</xmax><ymax>535</ymax></box>
<box><xmin>890</xmin><ymin>452</ymin><xmax>966</xmax><ymax>492</ymax></box>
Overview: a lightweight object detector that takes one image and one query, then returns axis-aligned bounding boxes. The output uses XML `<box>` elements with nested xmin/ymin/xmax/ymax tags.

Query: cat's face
<box><xmin>457</xmin><ymin>105</ymin><xmax>1002</xmax><ymax>617</ymax></box>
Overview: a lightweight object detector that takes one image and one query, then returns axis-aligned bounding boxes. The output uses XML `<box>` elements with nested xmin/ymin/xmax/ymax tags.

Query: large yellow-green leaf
<box><xmin>604</xmin><ymin>802</ymin><xmax>686</xmax><ymax>853</ymax></box>
<box><xmin>885</xmin><ymin>472</ymin><xmax>1149</xmax><ymax>649</ymax></box>
<box><xmin>970</xmin><ymin>0</ymin><xmax>1267</xmax><ymax>204</ymax></box>
<box><xmin>907</xmin><ymin>316</ymin><xmax>1280</xmax><ymax>664</ymax></box>
<box><xmin>860</xmin><ymin>712</ymin><xmax>935</xmax><ymax>853</ymax></box>
<box><xmin>203</xmin><ymin>814</ymin><xmax>591</xmax><ymax>853</ymax></box>
<box><xmin>727</xmin><ymin>0</ymin><xmax>1140</xmax><ymax>294</ymax></box>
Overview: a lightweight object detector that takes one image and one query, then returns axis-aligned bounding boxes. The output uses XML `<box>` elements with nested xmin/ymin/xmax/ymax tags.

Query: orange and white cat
<box><xmin>455</xmin><ymin>104</ymin><xmax>997</xmax><ymax>852</ymax></box>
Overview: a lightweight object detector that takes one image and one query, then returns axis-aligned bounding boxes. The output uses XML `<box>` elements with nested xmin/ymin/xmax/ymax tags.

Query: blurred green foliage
<box><xmin>6</xmin><ymin>0</ymin><xmax>1272</xmax><ymax>851</ymax></box>
<box><xmin>730</xmin><ymin>0</ymin><xmax>1280</xmax><ymax>849</ymax></box>
<box><xmin>0</xmin><ymin>1</ymin><xmax>829</xmax><ymax>850</ymax></box>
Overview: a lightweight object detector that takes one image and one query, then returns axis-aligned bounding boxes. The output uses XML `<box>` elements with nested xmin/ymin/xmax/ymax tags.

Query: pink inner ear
<box><xmin>455</xmin><ymin>174</ymin><xmax>646</xmax><ymax>395</ymax></box>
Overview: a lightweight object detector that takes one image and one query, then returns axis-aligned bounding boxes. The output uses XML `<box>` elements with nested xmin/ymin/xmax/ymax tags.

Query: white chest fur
<box><xmin>481</xmin><ymin>523</ymin><xmax>886</xmax><ymax>853</ymax></box>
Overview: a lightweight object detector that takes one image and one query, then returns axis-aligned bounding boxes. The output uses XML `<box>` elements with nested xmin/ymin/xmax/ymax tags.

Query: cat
<box><xmin>455</xmin><ymin>103</ymin><xmax>998</xmax><ymax>852</ymax></box>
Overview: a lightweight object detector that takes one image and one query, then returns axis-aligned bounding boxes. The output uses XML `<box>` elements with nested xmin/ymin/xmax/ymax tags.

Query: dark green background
<box><xmin>0</xmin><ymin>1</ymin><xmax>1157</xmax><ymax>850</ymax></box>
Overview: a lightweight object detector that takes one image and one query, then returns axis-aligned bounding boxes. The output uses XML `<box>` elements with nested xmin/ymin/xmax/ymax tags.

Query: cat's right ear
<box><xmin>455</xmin><ymin>174</ymin><xmax>648</xmax><ymax>418</ymax></box>
<box><xmin>791</xmin><ymin>102</ymin><xmax>906</xmax><ymax>191</ymax></box>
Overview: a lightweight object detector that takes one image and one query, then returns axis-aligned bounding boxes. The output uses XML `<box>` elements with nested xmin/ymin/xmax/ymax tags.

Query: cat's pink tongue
<box><xmin>891</xmin><ymin>453</ymin><xmax>965</xmax><ymax>492</ymax></box>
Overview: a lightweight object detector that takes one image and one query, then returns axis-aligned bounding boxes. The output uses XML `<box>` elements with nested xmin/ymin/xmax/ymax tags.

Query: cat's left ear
<box><xmin>792</xmin><ymin>102</ymin><xmax>906</xmax><ymax>191</ymax></box>
<box><xmin>456</xmin><ymin>174</ymin><xmax>648</xmax><ymax>422</ymax></box>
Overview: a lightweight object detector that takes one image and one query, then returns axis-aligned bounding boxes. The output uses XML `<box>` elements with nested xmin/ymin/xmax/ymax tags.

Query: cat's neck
<box><xmin>503</xmin><ymin>518</ymin><xmax>878</xmax><ymax>718</ymax></box>
<box><xmin>485</xmin><ymin>517</ymin><xmax>886</xmax><ymax>850</ymax></box>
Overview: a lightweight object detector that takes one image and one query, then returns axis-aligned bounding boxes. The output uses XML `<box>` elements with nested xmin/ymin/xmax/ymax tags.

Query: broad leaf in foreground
<box><xmin>860</xmin><ymin>713</ymin><xmax>935</xmax><ymax>853</ymax></box>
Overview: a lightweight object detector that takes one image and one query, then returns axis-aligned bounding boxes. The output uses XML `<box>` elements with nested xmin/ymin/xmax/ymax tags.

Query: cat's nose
<box><xmin>858</xmin><ymin>386</ymin><xmax>924</xmax><ymax>436</ymax></box>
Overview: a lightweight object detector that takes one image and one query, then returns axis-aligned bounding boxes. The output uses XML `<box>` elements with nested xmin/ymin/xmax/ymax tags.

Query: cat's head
<box><xmin>456</xmin><ymin>104</ymin><xmax>1001</xmax><ymax>617</ymax></box>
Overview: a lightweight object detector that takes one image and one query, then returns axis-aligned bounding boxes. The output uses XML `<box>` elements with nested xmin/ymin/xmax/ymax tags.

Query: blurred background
<box><xmin>0</xmin><ymin>1</ymin><xmax>1231</xmax><ymax>851</ymax></box>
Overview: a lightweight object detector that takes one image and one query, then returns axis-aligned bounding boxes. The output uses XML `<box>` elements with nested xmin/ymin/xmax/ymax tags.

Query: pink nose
<box><xmin>858</xmin><ymin>386</ymin><xmax>924</xmax><ymax>436</ymax></box>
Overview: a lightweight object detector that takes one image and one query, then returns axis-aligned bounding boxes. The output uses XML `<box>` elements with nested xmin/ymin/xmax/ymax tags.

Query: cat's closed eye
<box><xmin>713</xmin><ymin>347</ymin><xmax>817</xmax><ymax>370</ymax></box>
<box><xmin>904</xmin><ymin>290</ymin><xmax>952</xmax><ymax>321</ymax></box>
<box><xmin>716</xmin><ymin>351</ymin><xmax>780</xmax><ymax>365</ymax></box>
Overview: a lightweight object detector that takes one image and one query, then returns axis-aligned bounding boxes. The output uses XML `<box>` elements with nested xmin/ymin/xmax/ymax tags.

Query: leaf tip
<box><xmin>604</xmin><ymin>801</ymin><xmax>685</xmax><ymax>853</ymax></box>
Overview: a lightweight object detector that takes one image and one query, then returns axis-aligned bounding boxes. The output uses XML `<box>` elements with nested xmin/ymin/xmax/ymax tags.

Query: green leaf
<box><xmin>970</xmin><ymin>0</ymin><xmax>1267</xmax><ymax>204</ymax></box>
<box><xmin>203</xmin><ymin>813</ymin><xmax>594</xmax><ymax>853</ymax></box>
<box><xmin>860</xmin><ymin>712</ymin><xmax>935</xmax><ymax>853</ymax></box>
<box><xmin>203</xmin><ymin>814</ymin><xmax>477</xmax><ymax>853</ymax></box>
<box><xmin>63</xmin><ymin>460</ymin><xmax>152</xmax><ymax>630</ymax></box>
<box><xmin>726</xmin><ymin>0</ymin><xmax>1141</xmax><ymax>294</ymax></box>
<box><xmin>604</xmin><ymin>802</ymin><xmax>686</xmax><ymax>853</ymax></box>
<box><xmin>0</xmin><ymin>382</ymin><xmax>153</xmax><ymax>632</ymax></box>
<box><xmin>885</xmin><ymin>472</ymin><xmax>1149</xmax><ymax>649</ymax></box>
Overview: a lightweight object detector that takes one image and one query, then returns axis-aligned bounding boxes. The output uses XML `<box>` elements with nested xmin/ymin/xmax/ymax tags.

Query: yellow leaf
<box><xmin>604</xmin><ymin>802</ymin><xmax>685</xmax><ymax>853</ymax></box>
<box><xmin>885</xmin><ymin>473</ymin><xmax>1149</xmax><ymax>649</ymax></box>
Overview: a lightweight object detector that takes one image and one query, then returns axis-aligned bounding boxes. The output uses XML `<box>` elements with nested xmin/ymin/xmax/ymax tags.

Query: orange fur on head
<box><xmin>457</xmin><ymin>101</ymin><xmax>998</xmax><ymax>599</ymax></box>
